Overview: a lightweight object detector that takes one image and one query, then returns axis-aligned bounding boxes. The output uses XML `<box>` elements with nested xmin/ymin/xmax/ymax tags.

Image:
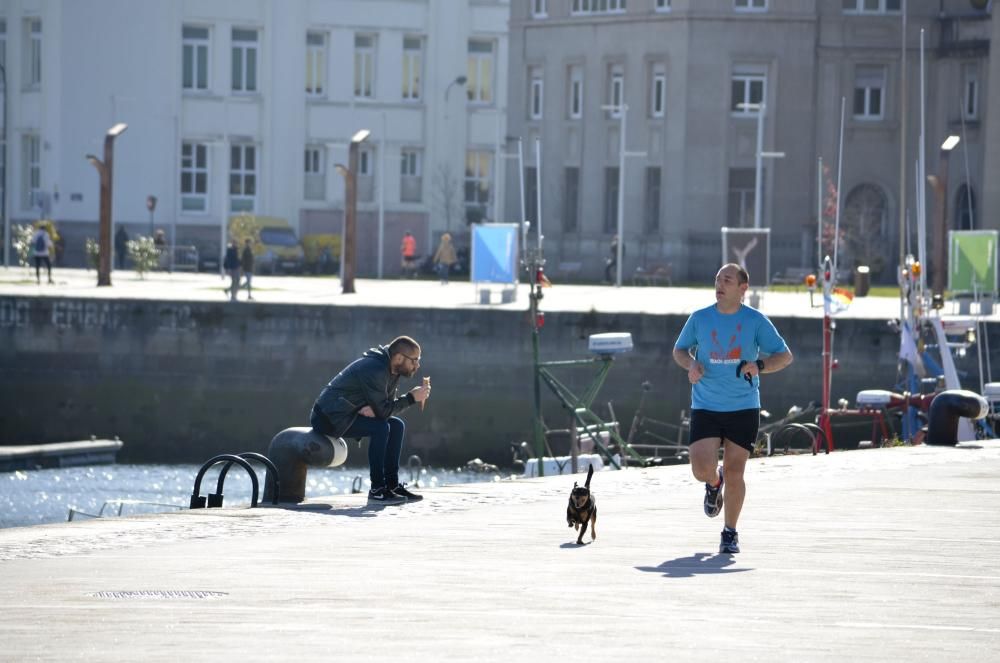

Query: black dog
<box><xmin>566</xmin><ymin>465</ymin><xmax>597</xmax><ymax>545</ymax></box>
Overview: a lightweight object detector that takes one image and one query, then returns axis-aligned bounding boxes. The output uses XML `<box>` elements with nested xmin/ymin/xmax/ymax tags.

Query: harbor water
<box><xmin>0</xmin><ymin>463</ymin><xmax>508</xmax><ymax>529</ymax></box>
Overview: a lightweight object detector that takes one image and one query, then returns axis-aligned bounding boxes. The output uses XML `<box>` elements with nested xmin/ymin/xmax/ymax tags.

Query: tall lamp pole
<box><xmin>86</xmin><ymin>123</ymin><xmax>128</xmax><ymax>286</ymax></box>
<box><xmin>1</xmin><ymin>62</ymin><xmax>8</xmax><ymax>268</ymax></box>
<box><xmin>336</xmin><ymin>129</ymin><xmax>371</xmax><ymax>294</ymax></box>
<box><xmin>600</xmin><ymin>103</ymin><xmax>645</xmax><ymax>287</ymax></box>
<box><xmin>928</xmin><ymin>135</ymin><xmax>960</xmax><ymax>300</ymax></box>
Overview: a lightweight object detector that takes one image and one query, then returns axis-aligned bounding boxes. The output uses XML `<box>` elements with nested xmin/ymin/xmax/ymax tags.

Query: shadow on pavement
<box><xmin>635</xmin><ymin>552</ymin><xmax>751</xmax><ymax>578</ymax></box>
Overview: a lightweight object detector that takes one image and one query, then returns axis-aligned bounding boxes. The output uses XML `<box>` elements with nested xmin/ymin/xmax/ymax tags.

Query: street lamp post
<box><xmin>336</xmin><ymin>129</ymin><xmax>371</xmax><ymax>294</ymax></box>
<box><xmin>1</xmin><ymin>62</ymin><xmax>8</xmax><ymax>268</ymax></box>
<box><xmin>738</xmin><ymin>103</ymin><xmax>785</xmax><ymax>229</ymax></box>
<box><xmin>599</xmin><ymin>103</ymin><xmax>646</xmax><ymax>287</ymax></box>
<box><xmin>928</xmin><ymin>134</ymin><xmax>960</xmax><ymax>299</ymax></box>
<box><xmin>86</xmin><ymin>123</ymin><xmax>128</xmax><ymax>286</ymax></box>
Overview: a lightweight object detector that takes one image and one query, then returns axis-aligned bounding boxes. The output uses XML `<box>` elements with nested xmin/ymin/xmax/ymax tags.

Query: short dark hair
<box><xmin>387</xmin><ymin>335</ymin><xmax>420</xmax><ymax>358</ymax></box>
<box><xmin>720</xmin><ymin>263</ymin><xmax>749</xmax><ymax>285</ymax></box>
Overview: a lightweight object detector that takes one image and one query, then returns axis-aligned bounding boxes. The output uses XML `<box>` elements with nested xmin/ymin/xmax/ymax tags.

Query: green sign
<box><xmin>949</xmin><ymin>230</ymin><xmax>998</xmax><ymax>294</ymax></box>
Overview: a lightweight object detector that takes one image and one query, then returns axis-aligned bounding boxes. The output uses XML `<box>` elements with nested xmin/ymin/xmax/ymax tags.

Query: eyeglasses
<box><xmin>400</xmin><ymin>352</ymin><xmax>421</xmax><ymax>363</ymax></box>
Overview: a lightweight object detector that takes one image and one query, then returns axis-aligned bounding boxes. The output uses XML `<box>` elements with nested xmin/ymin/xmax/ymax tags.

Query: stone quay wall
<box><xmin>1</xmin><ymin>296</ymin><xmax>995</xmax><ymax>466</ymax></box>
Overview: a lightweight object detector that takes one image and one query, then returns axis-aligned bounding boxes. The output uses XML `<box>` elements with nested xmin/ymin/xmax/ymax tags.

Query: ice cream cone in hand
<box><xmin>421</xmin><ymin>376</ymin><xmax>431</xmax><ymax>411</ymax></box>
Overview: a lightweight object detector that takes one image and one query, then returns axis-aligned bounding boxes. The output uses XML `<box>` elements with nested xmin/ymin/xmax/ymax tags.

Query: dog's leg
<box><xmin>576</xmin><ymin>519</ymin><xmax>587</xmax><ymax>545</ymax></box>
<box><xmin>590</xmin><ymin>513</ymin><xmax>597</xmax><ymax>541</ymax></box>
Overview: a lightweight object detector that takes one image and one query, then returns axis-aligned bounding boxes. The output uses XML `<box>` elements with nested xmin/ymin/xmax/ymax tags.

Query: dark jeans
<box><xmin>342</xmin><ymin>415</ymin><xmax>406</xmax><ymax>490</ymax></box>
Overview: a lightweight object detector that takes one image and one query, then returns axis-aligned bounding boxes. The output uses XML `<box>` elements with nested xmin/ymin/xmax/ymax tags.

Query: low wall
<box><xmin>1</xmin><ymin>296</ymin><xmax>995</xmax><ymax>466</ymax></box>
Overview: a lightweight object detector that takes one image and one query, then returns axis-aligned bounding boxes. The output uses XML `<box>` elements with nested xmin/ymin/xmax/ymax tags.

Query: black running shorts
<box><xmin>689</xmin><ymin>408</ymin><xmax>760</xmax><ymax>453</ymax></box>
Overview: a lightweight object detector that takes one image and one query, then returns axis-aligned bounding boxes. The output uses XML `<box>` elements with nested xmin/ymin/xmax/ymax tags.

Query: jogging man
<box><xmin>672</xmin><ymin>263</ymin><xmax>792</xmax><ymax>553</ymax></box>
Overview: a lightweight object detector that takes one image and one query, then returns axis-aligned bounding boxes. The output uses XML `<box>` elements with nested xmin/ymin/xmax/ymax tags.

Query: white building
<box><xmin>1</xmin><ymin>0</ymin><xmax>510</xmax><ymax>274</ymax></box>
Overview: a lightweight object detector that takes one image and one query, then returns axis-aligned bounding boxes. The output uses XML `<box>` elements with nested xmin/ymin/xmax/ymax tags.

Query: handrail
<box><xmin>190</xmin><ymin>454</ymin><xmax>259</xmax><ymax>509</ymax></box>
<box><xmin>211</xmin><ymin>452</ymin><xmax>280</xmax><ymax>507</ymax></box>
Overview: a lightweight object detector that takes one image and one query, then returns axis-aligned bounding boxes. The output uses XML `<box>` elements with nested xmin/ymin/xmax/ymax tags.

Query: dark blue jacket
<box><xmin>311</xmin><ymin>346</ymin><xmax>415</xmax><ymax>437</ymax></box>
<box><xmin>223</xmin><ymin>246</ymin><xmax>239</xmax><ymax>271</ymax></box>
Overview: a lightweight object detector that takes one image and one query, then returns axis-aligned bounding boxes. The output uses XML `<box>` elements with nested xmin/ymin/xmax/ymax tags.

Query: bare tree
<box><xmin>432</xmin><ymin>164</ymin><xmax>465</xmax><ymax>232</ymax></box>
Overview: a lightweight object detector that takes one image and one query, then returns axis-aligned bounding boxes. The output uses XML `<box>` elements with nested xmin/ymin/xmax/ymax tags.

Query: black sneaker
<box><xmin>720</xmin><ymin>528</ymin><xmax>740</xmax><ymax>554</ymax></box>
<box><xmin>391</xmin><ymin>483</ymin><xmax>423</xmax><ymax>502</ymax></box>
<box><xmin>703</xmin><ymin>466</ymin><xmax>724</xmax><ymax>517</ymax></box>
<box><xmin>367</xmin><ymin>487</ymin><xmax>406</xmax><ymax>505</ymax></box>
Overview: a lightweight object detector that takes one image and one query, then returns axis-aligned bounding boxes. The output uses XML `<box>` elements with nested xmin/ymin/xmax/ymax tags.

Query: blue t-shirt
<box><xmin>673</xmin><ymin>304</ymin><xmax>788</xmax><ymax>411</ymax></box>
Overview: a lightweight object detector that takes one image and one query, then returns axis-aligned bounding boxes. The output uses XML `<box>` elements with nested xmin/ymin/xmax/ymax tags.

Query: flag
<box><xmin>824</xmin><ymin>287</ymin><xmax>853</xmax><ymax>315</ymax></box>
<box><xmin>898</xmin><ymin>321</ymin><xmax>927</xmax><ymax>377</ymax></box>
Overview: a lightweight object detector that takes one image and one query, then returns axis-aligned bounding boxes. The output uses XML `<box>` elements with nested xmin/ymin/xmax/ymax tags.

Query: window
<box><xmin>955</xmin><ymin>185</ymin><xmax>975</xmax><ymax>231</ymax></box>
<box><xmin>180</xmin><ymin>142</ymin><xmax>209</xmax><ymax>212</ymax></box>
<box><xmin>232</xmin><ymin>28</ymin><xmax>259</xmax><ymax>93</ymax></box>
<box><xmin>650</xmin><ymin>63</ymin><xmax>666</xmax><ymax>118</ymax></box>
<box><xmin>731</xmin><ymin>65</ymin><xmax>765</xmax><ymax>115</ymax></box>
<box><xmin>467</xmin><ymin>40</ymin><xmax>494</xmax><ymax>104</ymax></box>
<box><xmin>304</xmin><ymin>146</ymin><xmax>325</xmax><ymax>201</ymax></box>
<box><xmin>853</xmin><ymin>65</ymin><xmax>885</xmax><ymax>119</ymax></box>
<box><xmin>524</xmin><ymin>167</ymin><xmax>538</xmax><ymax>226</ymax></box>
<box><xmin>358</xmin><ymin>147</ymin><xmax>374</xmax><ymax>177</ymax></box>
<box><xmin>604</xmin><ymin>167</ymin><xmax>619</xmax><ymax>232</ymax></box>
<box><xmin>563</xmin><ymin>167</ymin><xmax>580</xmax><ymax>232</ymax></box>
<box><xmin>608</xmin><ymin>64</ymin><xmax>624</xmax><ymax>117</ymax></box>
<box><xmin>357</xmin><ymin>146</ymin><xmax>376</xmax><ymax>202</ymax></box>
<box><xmin>568</xmin><ymin>65</ymin><xmax>583</xmax><ymax>119</ymax></box>
<box><xmin>572</xmin><ymin>0</ymin><xmax>627</xmax><ymax>14</ymax></box>
<box><xmin>354</xmin><ymin>34</ymin><xmax>376</xmax><ymax>98</ymax></box>
<box><xmin>400</xmin><ymin>149</ymin><xmax>422</xmax><ymax>203</ymax></box>
<box><xmin>655</xmin><ymin>0</ymin><xmax>671</xmax><ymax>10</ymax></box>
<box><xmin>22</xmin><ymin>134</ymin><xmax>41</xmax><ymax>210</ymax></box>
<box><xmin>182</xmin><ymin>25</ymin><xmax>210</xmax><ymax>91</ymax></box>
<box><xmin>529</xmin><ymin>67</ymin><xmax>543</xmax><ymax>119</ymax></box>
<box><xmin>306</xmin><ymin>32</ymin><xmax>326</xmax><ymax>97</ymax></box>
<box><xmin>727</xmin><ymin>168</ymin><xmax>759</xmax><ymax>228</ymax></box>
<box><xmin>24</xmin><ymin>18</ymin><xmax>42</xmax><ymax>88</ymax></box>
<box><xmin>230</xmin><ymin>144</ymin><xmax>257</xmax><ymax>212</ymax></box>
<box><xmin>402</xmin><ymin>36</ymin><xmax>423</xmax><ymax>101</ymax></box>
<box><xmin>464</xmin><ymin>150</ymin><xmax>492</xmax><ymax>208</ymax></box>
<box><xmin>533</xmin><ymin>0</ymin><xmax>548</xmax><ymax>17</ymax></box>
<box><xmin>962</xmin><ymin>63</ymin><xmax>979</xmax><ymax>120</ymax></box>
<box><xmin>734</xmin><ymin>0</ymin><xmax>767</xmax><ymax>10</ymax></box>
<box><xmin>644</xmin><ymin>167</ymin><xmax>661</xmax><ymax>232</ymax></box>
<box><xmin>842</xmin><ymin>0</ymin><xmax>901</xmax><ymax>13</ymax></box>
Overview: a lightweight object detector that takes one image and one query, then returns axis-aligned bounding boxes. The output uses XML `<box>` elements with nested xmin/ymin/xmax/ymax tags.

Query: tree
<box><xmin>432</xmin><ymin>164</ymin><xmax>465</xmax><ymax>233</ymax></box>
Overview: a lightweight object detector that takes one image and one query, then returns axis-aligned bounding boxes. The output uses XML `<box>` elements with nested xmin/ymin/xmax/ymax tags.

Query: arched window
<box><xmin>843</xmin><ymin>183</ymin><xmax>888</xmax><ymax>273</ymax></box>
<box><xmin>955</xmin><ymin>184</ymin><xmax>975</xmax><ymax>230</ymax></box>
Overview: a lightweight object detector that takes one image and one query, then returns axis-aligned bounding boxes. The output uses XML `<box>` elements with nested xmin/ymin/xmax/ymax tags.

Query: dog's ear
<box><xmin>572</xmin><ymin>481</ymin><xmax>578</xmax><ymax>488</ymax></box>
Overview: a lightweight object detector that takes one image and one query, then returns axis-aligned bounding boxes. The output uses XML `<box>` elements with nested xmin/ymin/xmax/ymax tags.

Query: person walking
<box><xmin>309</xmin><ymin>336</ymin><xmax>431</xmax><ymax>505</ymax></box>
<box><xmin>240</xmin><ymin>238</ymin><xmax>255</xmax><ymax>300</ymax></box>
<box><xmin>400</xmin><ymin>231</ymin><xmax>417</xmax><ymax>278</ymax></box>
<box><xmin>671</xmin><ymin>263</ymin><xmax>793</xmax><ymax>554</ymax></box>
<box><xmin>432</xmin><ymin>233</ymin><xmax>457</xmax><ymax>284</ymax></box>
<box><xmin>114</xmin><ymin>225</ymin><xmax>129</xmax><ymax>270</ymax></box>
<box><xmin>31</xmin><ymin>226</ymin><xmax>55</xmax><ymax>284</ymax></box>
<box><xmin>223</xmin><ymin>242</ymin><xmax>240</xmax><ymax>302</ymax></box>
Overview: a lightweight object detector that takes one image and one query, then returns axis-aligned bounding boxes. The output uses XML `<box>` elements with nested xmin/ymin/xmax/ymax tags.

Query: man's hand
<box><xmin>411</xmin><ymin>384</ymin><xmax>431</xmax><ymax>403</ymax></box>
<box><xmin>688</xmin><ymin>361</ymin><xmax>705</xmax><ymax>384</ymax></box>
<box><xmin>358</xmin><ymin>406</ymin><xmax>375</xmax><ymax>417</ymax></box>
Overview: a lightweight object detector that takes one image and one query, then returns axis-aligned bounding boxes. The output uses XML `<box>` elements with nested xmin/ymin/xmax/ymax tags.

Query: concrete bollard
<box><xmin>925</xmin><ymin>390</ymin><xmax>989</xmax><ymax>446</ymax></box>
<box><xmin>264</xmin><ymin>427</ymin><xmax>349</xmax><ymax>503</ymax></box>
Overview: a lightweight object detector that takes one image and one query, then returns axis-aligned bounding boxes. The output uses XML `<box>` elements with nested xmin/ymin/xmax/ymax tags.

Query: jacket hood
<box><xmin>362</xmin><ymin>345</ymin><xmax>391</xmax><ymax>365</ymax></box>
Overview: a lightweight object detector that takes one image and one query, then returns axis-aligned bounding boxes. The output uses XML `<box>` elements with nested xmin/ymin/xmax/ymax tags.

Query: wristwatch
<box><xmin>755</xmin><ymin>359</ymin><xmax>765</xmax><ymax>372</ymax></box>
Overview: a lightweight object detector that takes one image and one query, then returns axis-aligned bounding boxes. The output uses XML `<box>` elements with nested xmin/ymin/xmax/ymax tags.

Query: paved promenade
<box><xmin>5</xmin><ymin>265</ymin><xmax>993</xmax><ymax>321</ymax></box>
<box><xmin>1</xmin><ymin>441</ymin><xmax>998</xmax><ymax>661</ymax></box>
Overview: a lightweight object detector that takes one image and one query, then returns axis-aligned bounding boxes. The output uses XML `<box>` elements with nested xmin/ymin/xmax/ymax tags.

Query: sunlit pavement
<box><xmin>0</xmin><ymin>441</ymin><xmax>997</xmax><ymax>661</ymax></box>
<box><xmin>4</xmin><ymin>266</ymin><xmax>991</xmax><ymax>321</ymax></box>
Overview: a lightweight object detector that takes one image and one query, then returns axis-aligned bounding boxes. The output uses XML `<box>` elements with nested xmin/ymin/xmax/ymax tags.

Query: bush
<box><xmin>12</xmin><ymin>225</ymin><xmax>35</xmax><ymax>270</ymax></box>
<box><xmin>85</xmin><ymin>238</ymin><xmax>100</xmax><ymax>270</ymax></box>
<box><xmin>302</xmin><ymin>234</ymin><xmax>341</xmax><ymax>274</ymax></box>
<box><xmin>126</xmin><ymin>236</ymin><xmax>160</xmax><ymax>278</ymax></box>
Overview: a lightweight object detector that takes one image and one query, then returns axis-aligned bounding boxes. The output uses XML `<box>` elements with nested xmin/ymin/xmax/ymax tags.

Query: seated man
<box><xmin>309</xmin><ymin>336</ymin><xmax>431</xmax><ymax>504</ymax></box>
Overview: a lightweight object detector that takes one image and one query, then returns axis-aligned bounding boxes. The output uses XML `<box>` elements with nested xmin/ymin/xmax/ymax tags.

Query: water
<box><xmin>0</xmin><ymin>464</ymin><xmax>508</xmax><ymax>529</ymax></box>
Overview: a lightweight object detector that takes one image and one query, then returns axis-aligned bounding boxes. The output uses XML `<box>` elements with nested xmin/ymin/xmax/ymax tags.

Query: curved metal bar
<box><xmin>215</xmin><ymin>453</ymin><xmax>281</xmax><ymax>504</ymax></box>
<box><xmin>800</xmin><ymin>423</ymin><xmax>828</xmax><ymax>455</ymax></box>
<box><xmin>772</xmin><ymin>424</ymin><xmax>816</xmax><ymax>453</ymax></box>
<box><xmin>190</xmin><ymin>454</ymin><xmax>260</xmax><ymax>509</ymax></box>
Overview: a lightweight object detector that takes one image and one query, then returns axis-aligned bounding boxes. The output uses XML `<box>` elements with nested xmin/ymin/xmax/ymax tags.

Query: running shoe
<box><xmin>391</xmin><ymin>483</ymin><xmax>424</xmax><ymax>502</ymax></box>
<box><xmin>367</xmin><ymin>487</ymin><xmax>406</xmax><ymax>505</ymax></box>
<box><xmin>703</xmin><ymin>466</ymin><xmax>724</xmax><ymax>517</ymax></box>
<box><xmin>720</xmin><ymin>528</ymin><xmax>740</xmax><ymax>554</ymax></box>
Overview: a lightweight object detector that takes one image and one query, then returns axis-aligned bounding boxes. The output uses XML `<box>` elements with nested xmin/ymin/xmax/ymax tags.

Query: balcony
<box><xmin>938</xmin><ymin>13</ymin><xmax>991</xmax><ymax>58</ymax></box>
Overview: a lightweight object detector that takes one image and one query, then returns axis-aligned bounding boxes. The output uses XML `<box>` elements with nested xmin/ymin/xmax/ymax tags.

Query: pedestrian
<box><xmin>240</xmin><ymin>238</ymin><xmax>255</xmax><ymax>300</ymax></box>
<box><xmin>154</xmin><ymin>228</ymin><xmax>168</xmax><ymax>270</ymax></box>
<box><xmin>432</xmin><ymin>233</ymin><xmax>457</xmax><ymax>284</ymax></box>
<box><xmin>114</xmin><ymin>225</ymin><xmax>129</xmax><ymax>270</ymax></box>
<box><xmin>604</xmin><ymin>234</ymin><xmax>625</xmax><ymax>283</ymax></box>
<box><xmin>223</xmin><ymin>241</ymin><xmax>240</xmax><ymax>302</ymax></box>
<box><xmin>309</xmin><ymin>336</ymin><xmax>431</xmax><ymax>505</ymax></box>
<box><xmin>671</xmin><ymin>263</ymin><xmax>793</xmax><ymax>554</ymax></box>
<box><xmin>401</xmin><ymin>231</ymin><xmax>417</xmax><ymax>278</ymax></box>
<box><xmin>31</xmin><ymin>226</ymin><xmax>55</xmax><ymax>284</ymax></box>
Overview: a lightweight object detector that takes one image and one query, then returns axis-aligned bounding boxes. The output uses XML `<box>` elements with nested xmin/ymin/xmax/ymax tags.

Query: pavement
<box><xmin>1</xmin><ymin>441</ymin><xmax>999</xmax><ymax>661</ymax></box>
<box><xmin>5</xmin><ymin>265</ymin><xmax>995</xmax><ymax>321</ymax></box>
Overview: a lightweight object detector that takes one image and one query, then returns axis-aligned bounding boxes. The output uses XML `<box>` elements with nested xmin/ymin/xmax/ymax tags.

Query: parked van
<box><xmin>228</xmin><ymin>215</ymin><xmax>305</xmax><ymax>274</ymax></box>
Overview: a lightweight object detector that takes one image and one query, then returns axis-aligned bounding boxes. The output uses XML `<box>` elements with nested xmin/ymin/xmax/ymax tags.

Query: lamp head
<box><xmin>941</xmin><ymin>135</ymin><xmax>960</xmax><ymax>151</ymax></box>
<box><xmin>107</xmin><ymin>123</ymin><xmax>128</xmax><ymax>138</ymax></box>
<box><xmin>351</xmin><ymin>129</ymin><xmax>371</xmax><ymax>144</ymax></box>
<box><xmin>455</xmin><ymin>75</ymin><xmax>467</xmax><ymax>86</ymax></box>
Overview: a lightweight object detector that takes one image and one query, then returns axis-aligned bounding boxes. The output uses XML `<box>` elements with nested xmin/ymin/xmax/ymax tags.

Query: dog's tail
<box><xmin>584</xmin><ymin>464</ymin><xmax>594</xmax><ymax>489</ymax></box>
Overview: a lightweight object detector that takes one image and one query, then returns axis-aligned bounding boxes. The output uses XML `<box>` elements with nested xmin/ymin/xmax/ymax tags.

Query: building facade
<box><xmin>0</xmin><ymin>0</ymin><xmax>509</xmax><ymax>273</ymax></box>
<box><xmin>506</xmin><ymin>0</ymin><xmax>997</xmax><ymax>284</ymax></box>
